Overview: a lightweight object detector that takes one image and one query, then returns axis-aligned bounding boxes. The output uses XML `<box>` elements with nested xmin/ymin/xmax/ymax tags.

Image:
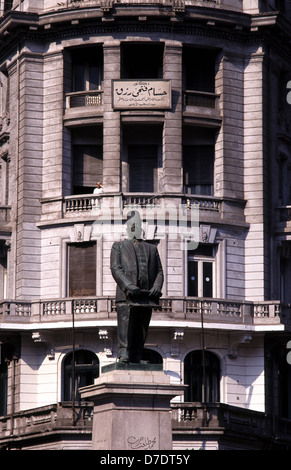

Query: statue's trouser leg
<box><xmin>116</xmin><ymin>303</ymin><xmax>152</xmax><ymax>363</ymax></box>
<box><xmin>128</xmin><ymin>307</ymin><xmax>152</xmax><ymax>363</ymax></box>
<box><xmin>116</xmin><ymin>303</ymin><xmax>130</xmax><ymax>361</ymax></box>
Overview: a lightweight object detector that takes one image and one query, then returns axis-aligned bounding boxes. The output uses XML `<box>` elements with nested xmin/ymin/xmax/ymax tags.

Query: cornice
<box><xmin>0</xmin><ymin>7</ymin><xmax>290</xmax><ymax>58</ymax></box>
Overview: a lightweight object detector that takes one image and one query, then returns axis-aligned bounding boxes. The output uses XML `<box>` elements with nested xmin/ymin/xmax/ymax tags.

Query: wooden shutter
<box><xmin>68</xmin><ymin>242</ymin><xmax>96</xmax><ymax>297</ymax></box>
<box><xmin>128</xmin><ymin>145</ymin><xmax>157</xmax><ymax>192</ymax></box>
<box><xmin>183</xmin><ymin>145</ymin><xmax>214</xmax><ymax>195</ymax></box>
<box><xmin>73</xmin><ymin>145</ymin><xmax>103</xmax><ymax>193</ymax></box>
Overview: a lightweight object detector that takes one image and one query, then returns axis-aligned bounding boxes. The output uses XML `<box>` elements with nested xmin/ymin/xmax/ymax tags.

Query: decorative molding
<box><xmin>32</xmin><ymin>332</ymin><xmax>55</xmax><ymax>360</ymax></box>
<box><xmin>228</xmin><ymin>334</ymin><xmax>252</xmax><ymax>359</ymax></box>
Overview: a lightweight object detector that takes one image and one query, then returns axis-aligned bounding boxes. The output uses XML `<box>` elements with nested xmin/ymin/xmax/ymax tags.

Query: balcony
<box><xmin>183</xmin><ymin>90</ymin><xmax>219</xmax><ymax>110</ymax></box>
<box><xmin>0</xmin><ymin>401</ymin><xmax>290</xmax><ymax>450</ymax></box>
<box><xmin>0</xmin><ymin>297</ymin><xmax>290</xmax><ymax>329</ymax></box>
<box><xmin>41</xmin><ymin>193</ymin><xmax>222</xmax><ymax>217</ymax></box>
<box><xmin>171</xmin><ymin>402</ymin><xmax>291</xmax><ymax>449</ymax></box>
<box><xmin>64</xmin><ymin>90</ymin><xmax>103</xmax><ymax>126</ymax></box>
<box><xmin>67</xmin><ymin>0</ymin><xmax>218</xmax><ymax>8</ymax></box>
<box><xmin>0</xmin><ymin>402</ymin><xmax>93</xmax><ymax>450</ymax></box>
<box><xmin>65</xmin><ymin>90</ymin><xmax>103</xmax><ymax>109</ymax></box>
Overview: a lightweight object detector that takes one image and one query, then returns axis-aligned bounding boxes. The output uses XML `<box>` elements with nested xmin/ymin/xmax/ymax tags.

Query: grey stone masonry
<box><xmin>16</xmin><ymin>53</ymin><xmax>43</xmax><ymax>299</ymax></box>
<box><xmin>162</xmin><ymin>42</ymin><xmax>183</xmax><ymax>194</ymax></box>
<box><xmin>103</xmin><ymin>42</ymin><xmax>121</xmax><ymax>192</ymax></box>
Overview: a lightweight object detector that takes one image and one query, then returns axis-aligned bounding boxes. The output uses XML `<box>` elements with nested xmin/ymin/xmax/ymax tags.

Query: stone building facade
<box><xmin>0</xmin><ymin>0</ymin><xmax>291</xmax><ymax>450</ymax></box>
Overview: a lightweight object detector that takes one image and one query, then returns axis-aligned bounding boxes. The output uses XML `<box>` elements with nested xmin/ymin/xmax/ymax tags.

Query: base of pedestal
<box><xmin>79</xmin><ymin>363</ymin><xmax>186</xmax><ymax>450</ymax></box>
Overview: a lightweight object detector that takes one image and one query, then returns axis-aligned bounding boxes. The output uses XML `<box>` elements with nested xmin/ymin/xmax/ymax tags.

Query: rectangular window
<box><xmin>187</xmin><ymin>245</ymin><xmax>215</xmax><ymax>298</ymax></box>
<box><xmin>183</xmin><ymin>48</ymin><xmax>216</xmax><ymax>93</ymax></box>
<box><xmin>4</xmin><ymin>0</ymin><xmax>13</xmax><ymax>12</ymax></box>
<box><xmin>280</xmin><ymin>257</ymin><xmax>291</xmax><ymax>304</ymax></box>
<box><xmin>73</xmin><ymin>144</ymin><xmax>103</xmax><ymax>194</ymax></box>
<box><xmin>68</xmin><ymin>242</ymin><xmax>96</xmax><ymax>297</ymax></box>
<box><xmin>0</xmin><ymin>242</ymin><xmax>7</xmax><ymax>300</ymax></box>
<box><xmin>121</xmin><ymin>43</ymin><xmax>164</xmax><ymax>79</ymax></box>
<box><xmin>128</xmin><ymin>145</ymin><xmax>158</xmax><ymax>192</ymax></box>
<box><xmin>72</xmin><ymin>47</ymin><xmax>103</xmax><ymax>92</ymax></box>
<box><xmin>183</xmin><ymin>145</ymin><xmax>214</xmax><ymax>195</ymax></box>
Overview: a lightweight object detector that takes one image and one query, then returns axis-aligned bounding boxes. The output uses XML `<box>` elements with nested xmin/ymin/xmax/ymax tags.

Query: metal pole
<box><xmin>71</xmin><ymin>300</ymin><xmax>76</xmax><ymax>426</ymax></box>
<box><xmin>201</xmin><ymin>303</ymin><xmax>206</xmax><ymax>403</ymax></box>
<box><xmin>200</xmin><ymin>302</ymin><xmax>207</xmax><ymax>427</ymax></box>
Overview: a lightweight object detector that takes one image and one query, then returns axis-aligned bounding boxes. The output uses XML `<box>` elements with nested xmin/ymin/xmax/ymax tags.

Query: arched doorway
<box><xmin>142</xmin><ymin>348</ymin><xmax>163</xmax><ymax>365</ymax></box>
<box><xmin>63</xmin><ymin>349</ymin><xmax>99</xmax><ymax>402</ymax></box>
<box><xmin>184</xmin><ymin>350</ymin><xmax>220</xmax><ymax>402</ymax></box>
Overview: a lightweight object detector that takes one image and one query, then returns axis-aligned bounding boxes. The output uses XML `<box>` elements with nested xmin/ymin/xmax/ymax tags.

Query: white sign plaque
<box><xmin>112</xmin><ymin>80</ymin><xmax>171</xmax><ymax>109</ymax></box>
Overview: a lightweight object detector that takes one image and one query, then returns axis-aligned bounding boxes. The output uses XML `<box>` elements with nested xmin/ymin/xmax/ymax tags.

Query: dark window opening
<box><xmin>184</xmin><ymin>350</ymin><xmax>220</xmax><ymax>403</ymax></box>
<box><xmin>71</xmin><ymin>47</ymin><xmax>103</xmax><ymax>92</ymax></box>
<box><xmin>183</xmin><ymin>145</ymin><xmax>214</xmax><ymax>196</ymax></box>
<box><xmin>4</xmin><ymin>0</ymin><xmax>13</xmax><ymax>12</ymax></box>
<box><xmin>63</xmin><ymin>350</ymin><xmax>99</xmax><ymax>402</ymax></box>
<box><xmin>0</xmin><ymin>362</ymin><xmax>7</xmax><ymax>416</ymax></box>
<box><xmin>122</xmin><ymin>43</ymin><xmax>164</xmax><ymax>79</ymax></box>
<box><xmin>183</xmin><ymin>48</ymin><xmax>216</xmax><ymax>93</ymax></box>
<box><xmin>142</xmin><ymin>348</ymin><xmax>163</xmax><ymax>364</ymax></box>
<box><xmin>68</xmin><ymin>242</ymin><xmax>96</xmax><ymax>297</ymax></box>
<box><xmin>0</xmin><ymin>241</ymin><xmax>7</xmax><ymax>300</ymax></box>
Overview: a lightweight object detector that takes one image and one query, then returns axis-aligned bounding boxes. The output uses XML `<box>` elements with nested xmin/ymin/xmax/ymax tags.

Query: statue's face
<box><xmin>126</xmin><ymin>212</ymin><xmax>142</xmax><ymax>239</ymax></box>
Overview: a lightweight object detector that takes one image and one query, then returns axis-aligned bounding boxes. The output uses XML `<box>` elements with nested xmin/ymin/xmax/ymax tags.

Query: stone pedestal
<box><xmin>79</xmin><ymin>363</ymin><xmax>186</xmax><ymax>451</ymax></box>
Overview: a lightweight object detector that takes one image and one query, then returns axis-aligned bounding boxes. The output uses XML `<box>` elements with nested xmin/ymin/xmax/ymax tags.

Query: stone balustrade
<box><xmin>0</xmin><ymin>297</ymin><xmax>290</xmax><ymax>327</ymax></box>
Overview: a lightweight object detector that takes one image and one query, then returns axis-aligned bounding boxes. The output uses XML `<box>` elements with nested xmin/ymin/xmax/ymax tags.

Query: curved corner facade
<box><xmin>0</xmin><ymin>0</ymin><xmax>291</xmax><ymax>450</ymax></box>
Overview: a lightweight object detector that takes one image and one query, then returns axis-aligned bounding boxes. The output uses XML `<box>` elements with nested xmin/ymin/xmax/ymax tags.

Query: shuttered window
<box><xmin>68</xmin><ymin>242</ymin><xmax>96</xmax><ymax>297</ymax></box>
<box><xmin>73</xmin><ymin>145</ymin><xmax>103</xmax><ymax>194</ymax></box>
<box><xmin>128</xmin><ymin>145</ymin><xmax>158</xmax><ymax>192</ymax></box>
<box><xmin>183</xmin><ymin>145</ymin><xmax>214</xmax><ymax>195</ymax></box>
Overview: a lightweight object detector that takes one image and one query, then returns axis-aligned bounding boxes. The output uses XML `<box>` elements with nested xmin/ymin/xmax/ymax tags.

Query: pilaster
<box><xmin>103</xmin><ymin>42</ymin><xmax>121</xmax><ymax>192</ymax></box>
<box><xmin>162</xmin><ymin>42</ymin><xmax>182</xmax><ymax>193</ymax></box>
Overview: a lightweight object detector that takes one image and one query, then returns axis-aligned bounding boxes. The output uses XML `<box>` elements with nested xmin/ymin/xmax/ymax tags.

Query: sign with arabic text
<box><xmin>112</xmin><ymin>80</ymin><xmax>171</xmax><ymax>109</ymax></box>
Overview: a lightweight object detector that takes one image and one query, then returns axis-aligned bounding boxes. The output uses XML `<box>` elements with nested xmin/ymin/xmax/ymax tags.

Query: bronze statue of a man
<box><xmin>110</xmin><ymin>211</ymin><xmax>164</xmax><ymax>363</ymax></box>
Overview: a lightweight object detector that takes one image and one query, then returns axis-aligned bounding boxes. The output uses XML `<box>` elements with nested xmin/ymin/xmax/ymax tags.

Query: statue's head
<box><xmin>126</xmin><ymin>210</ymin><xmax>142</xmax><ymax>239</ymax></box>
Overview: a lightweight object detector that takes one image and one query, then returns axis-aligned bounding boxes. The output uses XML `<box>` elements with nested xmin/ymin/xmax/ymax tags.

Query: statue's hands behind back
<box><xmin>126</xmin><ymin>284</ymin><xmax>141</xmax><ymax>297</ymax></box>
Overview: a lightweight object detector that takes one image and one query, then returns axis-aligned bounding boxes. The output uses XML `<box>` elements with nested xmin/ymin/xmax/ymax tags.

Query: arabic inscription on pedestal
<box><xmin>127</xmin><ymin>435</ymin><xmax>157</xmax><ymax>450</ymax></box>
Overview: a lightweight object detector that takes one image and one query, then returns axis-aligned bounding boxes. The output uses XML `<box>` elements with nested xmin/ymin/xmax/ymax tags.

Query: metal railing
<box><xmin>183</xmin><ymin>90</ymin><xmax>219</xmax><ymax>109</ymax></box>
<box><xmin>65</xmin><ymin>90</ymin><xmax>103</xmax><ymax>109</ymax></box>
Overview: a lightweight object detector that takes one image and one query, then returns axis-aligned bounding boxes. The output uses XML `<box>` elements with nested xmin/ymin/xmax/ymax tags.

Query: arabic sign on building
<box><xmin>112</xmin><ymin>80</ymin><xmax>171</xmax><ymax>109</ymax></box>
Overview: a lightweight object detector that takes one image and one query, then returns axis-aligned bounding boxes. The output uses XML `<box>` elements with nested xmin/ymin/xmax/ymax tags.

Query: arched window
<box><xmin>63</xmin><ymin>350</ymin><xmax>99</xmax><ymax>402</ymax></box>
<box><xmin>184</xmin><ymin>350</ymin><xmax>220</xmax><ymax>403</ymax></box>
<box><xmin>142</xmin><ymin>348</ymin><xmax>163</xmax><ymax>365</ymax></box>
